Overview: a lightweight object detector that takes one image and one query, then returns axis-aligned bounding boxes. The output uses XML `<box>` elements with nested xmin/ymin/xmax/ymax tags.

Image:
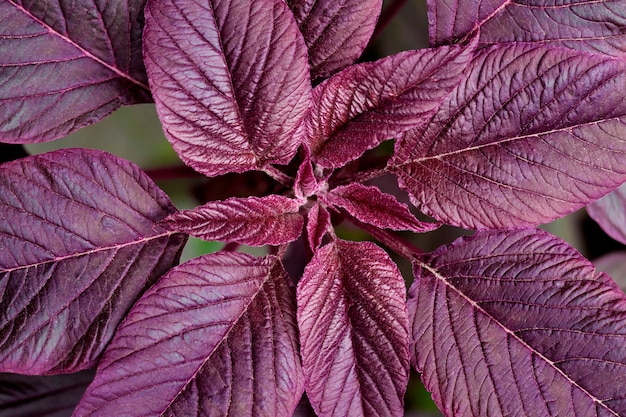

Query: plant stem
<box><xmin>144</xmin><ymin>165</ymin><xmax>201</xmax><ymax>181</ymax></box>
<box><xmin>371</xmin><ymin>0</ymin><xmax>409</xmax><ymax>43</ymax></box>
<box><xmin>348</xmin><ymin>217</ymin><xmax>424</xmax><ymax>258</ymax></box>
<box><xmin>221</xmin><ymin>242</ymin><xmax>241</xmax><ymax>252</ymax></box>
<box><xmin>263</xmin><ymin>166</ymin><xmax>294</xmax><ymax>187</ymax></box>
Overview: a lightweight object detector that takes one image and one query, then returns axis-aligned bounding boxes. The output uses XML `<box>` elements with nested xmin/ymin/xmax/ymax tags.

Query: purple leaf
<box><xmin>0</xmin><ymin>370</ymin><xmax>95</xmax><ymax>417</ymax></box>
<box><xmin>0</xmin><ymin>149</ymin><xmax>186</xmax><ymax>374</ymax></box>
<box><xmin>428</xmin><ymin>0</ymin><xmax>626</xmax><ymax>57</ymax></box>
<box><xmin>294</xmin><ymin>150</ymin><xmax>319</xmax><ymax>199</ymax></box>
<box><xmin>409</xmin><ymin>229</ymin><xmax>626</xmax><ymax>417</ymax></box>
<box><xmin>297</xmin><ymin>240</ymin><xmax>409</xmax><ymax>417</ymax></box>
<box><xmin>594</xmin><ymin>252</ymin><xmax>626</xmax><ymax>293</ymax></box>
<box><xmin>323</xmin><ymin>183</ymin><xmax>439</xmax><ymax>233</ymax></box>
<box><xmin>391</xmin><ymin>44</ymin><xmax>626</xmax><ymax>229</ymax></box>
<box><xmin>143</xmin><ymin>0</ymin><xmax>312</xmax><ymax>177</ymax></box>
<box><xmin>0</xmin><ymin>0</ymin><xmax>150</xmax><ymax>143</ymax></box>
<box><xmin>306</xmin><ymin>203</ymin><xmax>331</xmax><ymax>251</ymax></box>
<box><xmin>307</xmin><ymin>43</ymin><xmax>474</xmax><ymax>168</ymax></box>
<box><xmin>74</xmin><ymin>252</ymin><xmax>303</xmax><ymax>417</ymax></box>
<box><xmin>587</xmin><ymin>182</ymin><xmax>626</xmax><ymax>245</ymax></box>
<box><xmin>287</xmin><ymin>0</ymin><xmax>382</xmax><ymax>79</ymax></box>
<box><xmin>161</xmin><ymin>195</ymin><xmax>304</xmax><ymax>246</ymax></box>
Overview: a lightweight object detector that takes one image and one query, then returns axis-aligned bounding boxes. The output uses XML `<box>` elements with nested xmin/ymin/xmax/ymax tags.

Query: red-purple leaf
<box><xmin>74</xmin><ymin>252</ymin><xmax>303</xmax><ymax>417</ymax></box>
<box><xmin>594</xmin><ymin>252</ymin><xmax>626</xmax><ymax>293</ymax></box>
<box><xmin>308</xmin><ymin>44</ymin><xmax>474</xmax><ymax>168</ymax></box>
<box><xmin>0</xmin><ymin>0</ymin><xmax>150</xmax><ymax>143</ymax></box>
<box><xmin>0</xmin><ymin>370</ymin><xmax>95</xmax><ymax>417</ymax></box>
<box><xmin>0</xmin><ymin>149</ymin><xmax>186</xmax><ymax>374</ymax></box>
<box><xmin>323</xmin><ymin>183</ymin><xmax>439</xmax><ymax>233</ymax></box>
<box><xmin>306</xmin><ymin>203</ymin><xmax>331</xmax><ymax>251</ymax></box>
<box><xmin>587</xmin><ymin>182</ymin><xmax>626</xmax><ymax>245</ymax></box>
<box><xmin>428</xmin><ymin>0</ymin><xmax>626</xmax><ymax>58</ymax></box>
<box><xmin>409</xmin><ymin>229</ymin><xmax>626</xmax><ymax>417</ymax></box>
<box><xmin>297</xmin><ymin>240</ymin><xmax>409</xmax><ymax>417</ymax></box>
<box><xmin>294</xmin><ymin>150</ymin><xmax>319</xmax><ymax>199</ymax></box>
<box><xmin>162</xmin><ymin>195</ymin><xmax>304</xmax><ymax>246</ymax></box>
<box><xmin>287</xmin><ymin>0</ymin><xmax>382</xmax><ymax>79</ymax></box>
<box><xmin>143</xmin><ymin>0</ymin><xmax>312</xmax><ymax>177</ymax></box>
<box><xmin>391</xmin><ymin>44</ymin><xmax>626</xmax><ymax>229</ymax></box>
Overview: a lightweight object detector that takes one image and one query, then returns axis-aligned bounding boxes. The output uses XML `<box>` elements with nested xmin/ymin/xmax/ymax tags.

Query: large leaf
<box><xmin>297</xmin><ymin>240</ymin><xmax>409</xmax><ymax>417</ymax></box>
<box><xmin>162</xmin><ymin>195</ymin><xmax>304</xmax><ymax>246</ymax></box>
<box><xmin>308</xmin><ymin>43</ymin><xmax>474</xmax><ymax>168</ymax></box>
<box><xmin>322</xmin><ymin>183</ymin><xmax>439</xmax><ymax>233</ymax></box>
<box><xmin>0</xmin><ymin>0</ymin><xmax>150</xmax><ymax>143</ymax></box>
<box><xmin>0</xmin><ymin>370</ymin><xmax>95</xmax><ymax>417</ymax></box>
<box><xmin>74</xmin><ymin>252</ymin><xmax>303</xmax><ymax>417</ymax></box>
<box><xmin>143</xmin><ymin>0</ymin><xmax>312</xmax><ymax>177</ymax></box>
<box><xmin>0</xmin><ymin>149</ymin><xmax>186</xmax><ymax>374</ymax></box>
<box><xmin>409</xmin><ymin>229</ymin><xmax>626</xmax><ymax>417</ymax></box>
<box><xmin>427</xmin><ymin>0</ymin><xmax>626</xmax><ymax>57</ymax></box>
<box><xmin>391</xmin><ymin>44</ymin><xmax>626</xmax><ymax>229</ymax></box>
<box><xmin>587</xmin><ymin>182</ymin><xmax>626</xmax><ymax>245</ymax></box>
<box><xmin>286</xmin><ymin>0</ymin><xmax>382</xmax><ymax>79</ymax></box>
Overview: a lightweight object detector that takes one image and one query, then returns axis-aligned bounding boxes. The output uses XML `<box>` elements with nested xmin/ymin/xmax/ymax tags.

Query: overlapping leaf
<box><xmin>143</xmin><ymin>0</ymin><xmax>312</xmax><ymax>177</ymax></box>
<box><xmin>305</xmin><ymin>203</ymin><xmax>331</xmax><ymax>251</ymax></box>
<box><xmin>297</xmin><ymin>240</ymin><xmax>409</xmax><ymax>417</ymax></box>
<box><xmin>0</xmin><ymin>149</ymin><xmax>186</xmax><ymax>374</ymax></box>
<box><xmin>323</xmin><ymin>183</ymin><xmax>438</xmax><ymax>233</ymax></box>
<box><xmin>162</xmin><ymin>195</ymin><xmax>304</xmax><ymax>246</ymax></box>
<box><xmin>391</xmin><ymin>43</ymin><xmax>626</xmax><ymax>229</ymax></box>
<box><xmin>0</xmin><ymin>370</ymin><xmax>95</xmax><ymax>417</ymax></box>
<box><xmin>74</xmin><ymin>252</ymin><xmax>303</xmax><ymax>417</ymax></box>
<box><xmin>287</xmin><ymin>0</ymin><xmax>382</xmax><ymax>79</ymax></box>
<box><xmin>409</xmin><ymin>229</ymin><xmax>626</xmax><ymax>417</ymax></box>
<box><xmin>427</xmin><ymin>0</ymin><xmax>626</xmax><ymax>58</ymax></box>
<box><xmin>587</xmin><ymin>182</ymin><xmax>626</xmax><ymax>245</ymax></box>
<box><xmin>308</xmin><ymin>43</ymin><xmax>474</xmax><ymax>168</ymax></box>
<box><xmin>0</xmin><ymin>0</ymin><xmax>150</xmax><ymax>143</ymax></box>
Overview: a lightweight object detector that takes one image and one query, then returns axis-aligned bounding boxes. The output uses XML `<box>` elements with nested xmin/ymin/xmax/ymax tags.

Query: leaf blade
<box><xmin>287</xmin><ymin>0</ymin><xmax>382</xmax><ymax>79</ymax></box>
<box><xmin>0</xmin><ymin>0</ymin><xmax>150</xmax><ymax>143</ymax></box>
<box><xmin>428</xmin><ymin>0</ymin><xmax>626</xmax><ymax>58</ymax></box>
<box><xmin>297</xmin><ymin>240</ymin><xmax>409</xmax><ymax>417</ymax></box>
<box><xmin>73</xmin><ymin>253</ymin><xmax>303</xmax><ymax>417</ymax></box>
<box><xmin>161</xmin><ymin>195</ymin><xmax>304</xmax><ymax>246</ymax></box>
<box><xmin>410</xmin><ymin>229</ymin><xmax>626</xmax><ymax>416</ymax></box>
<box><xmin>0</xmin><ymin>149</ymin><xmax>186</xmax><ymax>374</ymax></box>
<box><xmin>323</xmin><ymin>183</ymin><xmax>439</xmax><ymax>233</ymax></box>
<box><xmin>308</xmin><ymin>44</ymin><xmax>474</xmax><ymax>168</ymax></box>
<box><xmin>143</xmin><ymin>0</ymin><xmax>312</xmax><ymax>176</ymax></box>
<box><xmin>391</xmin><ymin>44</ymin><xmax>626</xmax><ymax>229</ymax></box>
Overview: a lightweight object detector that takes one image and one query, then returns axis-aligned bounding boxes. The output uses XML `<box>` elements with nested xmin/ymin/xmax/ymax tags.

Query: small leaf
<box><xmin>410</xmin><ymin>229</ymin><xmax>626</xmax><ymax>417</ymax></box>
<box><xmin>297</xmin><ymin>240</ymin><xmax>409</xmax><ymax>417</ymax></box>
<box><xmin>287</xmin><ymin>0</ymin><xmax>382</xmax><ymax>79</ymax></box>
<box><xmin>0</xmin><ymin>370</ymin><xmax>95</xmax><ymax>417</ymax></box>
<box><xmin>428</xmin><ymin>0</ymin><xmax>626</xmax><ymax>58</ymax></box>
<box><xmin>323</xmin><ymin>183</ymin><xmax>439</xmax><ymax>233</ymax></box>
<box><xmin>587</xmin><ymin>182</ymin><xmax>626</xmax><ymax>245</ymax></box>
<box><xmin>143</xmin><ymin>0</ymin><xmax>312</xmax><ymax>176</ymax></box>
<box><xmin>391</xmin><ymin>44</ymin><xmax>626</xmax><ymax>229</ymax></box>
<box><xmin>161</xmin><ymin>195</ymin><xmax>304</xmax><ymax>246</ymax></box>
<box><xmin>308</xmin><ymin>43</ymin><xmax>474</xmax><ymax>168</ymax></box>
<box><xmin>0</xmin><ymin>0</ymin><xmax>150</xmax><ymax>143</ymax></box>
<box><xmin>294</xmin><ymin>150</ymin><xmax>319</xmax><ymax>199</ymax></box>
<box><xmin>306</xmin><ymin>203</ymin><xmax>331</xmax><ymax>251</ymax></box>
<box><xmin>74</xmin><ymin>253</ymin><xmax>303</xmax><ymax>417</ymax></box>
<box><xmin>0</xmin><ymin>149</ymin><xmax>186</xmax><ymax>374</ymax></box>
